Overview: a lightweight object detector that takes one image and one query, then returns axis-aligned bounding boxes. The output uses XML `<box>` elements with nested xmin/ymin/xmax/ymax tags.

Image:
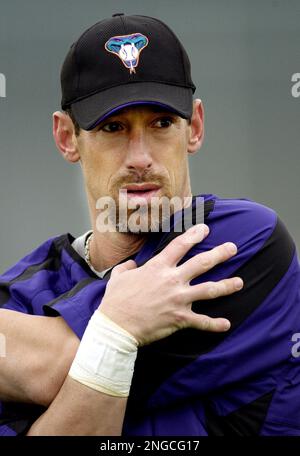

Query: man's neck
<box><xmin>88</xmin><ymin>230</ymin><xmax>148</xmax><ymax>273</ymax></box>
<box><xmin>87</xmin><ymin>187</ymin><xmax>193</xmax><ymax>272</ymax></box>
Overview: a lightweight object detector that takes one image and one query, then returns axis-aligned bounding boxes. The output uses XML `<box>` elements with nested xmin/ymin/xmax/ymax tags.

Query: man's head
<box><xmin>53</xmin><ymin>14</ymin><xmax>204</xmax><ymax>233</ymax></box>
<box><xmin>60</xmin><ymin>14</ymin><xmax>196</xmax><ymax>131</ymax></box>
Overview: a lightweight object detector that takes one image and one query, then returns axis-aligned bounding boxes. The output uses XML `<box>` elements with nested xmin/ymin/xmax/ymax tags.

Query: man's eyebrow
<box><xmin>92</xmin><ymin>107</ymin><xmax>181</xmax><ymax>130</ymax></box>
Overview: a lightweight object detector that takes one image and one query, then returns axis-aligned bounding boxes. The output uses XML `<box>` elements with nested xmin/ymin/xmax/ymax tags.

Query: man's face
<box><xmin>75</xmin><ymin>105</ymin><xmax>194</xmax><ymax>233</ymax></box>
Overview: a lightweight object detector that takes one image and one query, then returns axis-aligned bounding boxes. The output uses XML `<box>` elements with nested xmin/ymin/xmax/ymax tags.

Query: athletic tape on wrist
<box><xmin>69</xmin><ymin>310</ymin><xmax>138</xmax><ymax>397</ymax></box>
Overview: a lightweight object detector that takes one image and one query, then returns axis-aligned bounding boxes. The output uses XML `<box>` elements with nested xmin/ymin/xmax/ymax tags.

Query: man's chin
<box><xmin>115</xmin><ymin>214</ymin><xmax>163</xmax><ymax>234</ymax></box>
<box><xmin>95</xmin><ymin>191</ymin><xmax>188</xmax><ymax>234</ymax></box>
<box><xmin>115</xmin><ymin>206</ymin><xmax>176</xmax><ymax>234</ymax></box>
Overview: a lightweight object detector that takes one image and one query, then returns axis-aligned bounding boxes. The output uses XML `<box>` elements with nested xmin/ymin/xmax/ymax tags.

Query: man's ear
<box><xmin>53</xmin><ymin>111</ymin><xmax>80</xmax><ymax>163</ymax></box>
<box><xmin>187</xmin><ymin>99</ymin><xmax>204</xmax><ymax>155</ymax></box>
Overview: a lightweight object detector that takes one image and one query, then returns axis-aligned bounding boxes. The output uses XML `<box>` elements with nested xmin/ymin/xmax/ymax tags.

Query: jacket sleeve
<box><xmin>123</xmin><ymin>199</ymin><xmax>300</xmax><ymax>435</ymax></box>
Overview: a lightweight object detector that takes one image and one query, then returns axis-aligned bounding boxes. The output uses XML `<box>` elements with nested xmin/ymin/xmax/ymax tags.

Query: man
<box><xmin>0</xmin><ymin>14</ymin><xmax>299</xmax><ymax>436</ymax></box>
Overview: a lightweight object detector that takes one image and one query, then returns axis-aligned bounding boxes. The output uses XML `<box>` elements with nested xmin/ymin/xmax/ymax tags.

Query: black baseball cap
<box><xmin>61</xmin><ymin>14</ymin><xmax>196</xmax><ymax>131</ymax></box>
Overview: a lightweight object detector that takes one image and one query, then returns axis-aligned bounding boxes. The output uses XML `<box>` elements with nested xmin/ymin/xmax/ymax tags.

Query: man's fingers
<box><xmin>110</xmin><ymin>259</ymin><xmax>137</xmax><ymax>277</ymax></box>
<box><xmin>179</xmin><ymin>242</ymin><xmax>238</xmax><ymax>281</ymax></box>
<box><xmin>186</xmin><ymin>313</ymin><xmax>231</xmax><ymax>332</ymax></box>
<box><xmin>155</xmin><ymin>224</ymin><xmax>210</xmax><ymax>266</ymax></box>
<box><xmin>187</xmin><ymin>277</ymin><xmax>244</xmax><ymax>302</ymax></box>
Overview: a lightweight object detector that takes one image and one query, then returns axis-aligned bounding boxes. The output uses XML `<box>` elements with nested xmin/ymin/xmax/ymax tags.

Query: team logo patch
<box><xmin>105</xmin><ymin>33</ymin><xmax>149</xmax><ymax>74</ymax></box>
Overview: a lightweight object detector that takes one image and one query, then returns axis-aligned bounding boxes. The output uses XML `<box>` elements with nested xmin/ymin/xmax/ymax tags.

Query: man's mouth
<box><xmin>120</xmin><ymin>184</ymin><xmax>161</xmax><ymax>202</ymax></box>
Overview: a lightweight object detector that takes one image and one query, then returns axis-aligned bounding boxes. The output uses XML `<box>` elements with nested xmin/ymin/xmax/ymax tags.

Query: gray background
<box><xmin>0</xmin><ymin>0</ymin><xmax>299</xmax><ymax>273</ymax></box>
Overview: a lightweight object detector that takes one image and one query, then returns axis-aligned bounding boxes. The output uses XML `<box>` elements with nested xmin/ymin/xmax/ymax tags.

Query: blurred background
<box><xmin>0</xmin><ymin>0</ymin><xmax>299</xmax><ymax>272</ymax></box>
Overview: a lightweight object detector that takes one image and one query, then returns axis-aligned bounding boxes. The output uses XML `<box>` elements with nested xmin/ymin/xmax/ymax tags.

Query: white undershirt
<box><xmin>71</xmin><ymin>230</ymin><xmax>113</xmax><ymax>279</ymax></box>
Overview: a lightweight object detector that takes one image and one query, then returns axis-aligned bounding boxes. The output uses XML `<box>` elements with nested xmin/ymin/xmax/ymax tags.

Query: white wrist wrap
<box><xmin>68</xmin><ymin>310</ymin><xmax>138</xmax><ymax>397</ymax></box>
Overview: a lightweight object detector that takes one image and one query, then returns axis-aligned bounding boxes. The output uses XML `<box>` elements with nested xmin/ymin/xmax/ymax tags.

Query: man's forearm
<box><xmin>27</xmin><ymin>308</ymin><xmax>139</xmax><ymax>435</ymax></box>
<box><xmin>0</xmin><ymin>310</ymin><xmax>79</xmax><ymax>405</ymax></box>
<box><xmin>27</xmin><ymin>376</ymin><xmax>127</xmax><ymax>436</ymax></box>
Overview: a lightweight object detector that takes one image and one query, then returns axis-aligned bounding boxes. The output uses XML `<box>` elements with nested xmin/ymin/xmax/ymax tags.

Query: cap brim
<box><xmin>70</xmin><ymin>82</ymin><xmax>194</xmax><ymax>131</ymax></box>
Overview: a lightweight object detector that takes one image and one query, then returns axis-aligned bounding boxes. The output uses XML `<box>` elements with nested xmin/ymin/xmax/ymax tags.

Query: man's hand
<box><xmin>100</xmin><ymin>224</ymin><xmax>243</xmax><ymax>346</ymax></box>
<box><xmin>0</xmin><ymin>224</ymin><xmax>242</xmax><ymax>409</ymax></box>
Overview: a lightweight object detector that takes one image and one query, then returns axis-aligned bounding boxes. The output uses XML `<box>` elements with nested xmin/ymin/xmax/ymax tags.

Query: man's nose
<box><xmin>124</xmin><ymin>130</ymin><xmax>153</xmax><ymax>173</ymax></box>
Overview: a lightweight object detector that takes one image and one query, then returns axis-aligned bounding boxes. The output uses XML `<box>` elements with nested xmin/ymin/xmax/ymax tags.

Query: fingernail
<box><xmin>186</xmin><ymin>223</ymin><xmax>209</xmax><ymax>244</ymax></box>
<box><xmin>223</xmin><ymin>320</ymin><xmax>231</xmax><ymax>330</ymax></box>
<box><xmin>203</xmin><ymin>224</ymin><xmax>210</xmax><ymax>236</ymax></box>
<box><xmin>188</xmin><ymin>224</ymin><xmax>209</xmax><ymax>236</ymax></box>
<box><xmin>234</xmin><ymin>277</ymin><xmax>243</xmax><ymax>289</ymax></box>
<box><xmin>226</xmin><ymin>242</ymin><xmax>237</xmax><ymax>255</ymax></box>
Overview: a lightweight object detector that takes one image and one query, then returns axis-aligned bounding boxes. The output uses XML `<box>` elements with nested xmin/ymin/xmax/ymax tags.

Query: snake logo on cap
<box><xmin>105</xmin><ymin>33</ymin><xmax>149</xmax><ymax>74</ymax></box>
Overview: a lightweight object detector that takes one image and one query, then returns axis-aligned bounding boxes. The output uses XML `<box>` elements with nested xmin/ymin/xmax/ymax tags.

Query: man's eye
<box><xmin>101</xmin><ymin>122</ymin><xmax>123</xmax><ymax>132</ymax></box>
<box><xmin>154</xmin><ymin>118</ymin><xmax>174</xmax><ymax>128</ymax></box>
